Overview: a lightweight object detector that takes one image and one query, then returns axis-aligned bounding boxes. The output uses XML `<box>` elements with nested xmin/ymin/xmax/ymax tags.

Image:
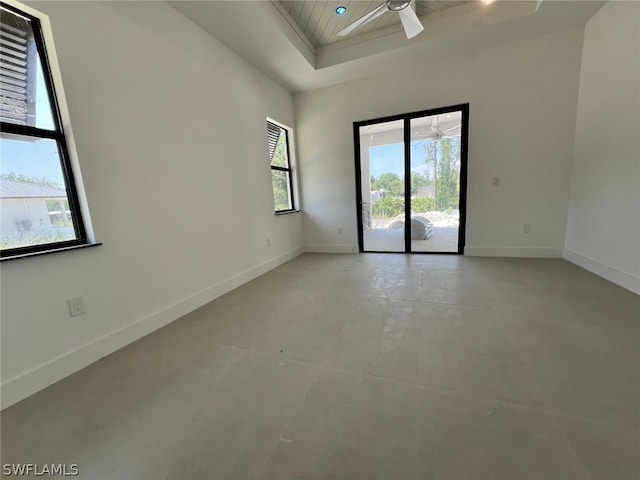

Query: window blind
<box><xmin>267</xmin><ymin>121</ymin><xmax>282</xmax><ymax>163</ymax></box>
<box><xmin>0</xmin><ymin>12</ymin><xmax>29</xmax><ymax>125</ymax></box>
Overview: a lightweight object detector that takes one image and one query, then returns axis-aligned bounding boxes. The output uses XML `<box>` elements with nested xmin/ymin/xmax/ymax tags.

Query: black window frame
<box><xmin>0</xmin><ymin>2</ymin><xmax>90</xmax><ymax>260</ymax></box>
<box><xmin>353</xmin><ymin>103</ymin><xmax>469</xmax><ymax>255</ymax></box>
<box><xmin>267</xmin><ymin>120</ymin><xmax>296</xmax><ymax>214</ymax></box>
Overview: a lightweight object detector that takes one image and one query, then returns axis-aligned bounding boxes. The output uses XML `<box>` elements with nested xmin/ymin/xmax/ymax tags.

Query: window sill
<box><xmin>0</xmin><ymin>242</ymin><xmax>102</xmax><ymax>262</ymax></box>
<box><xmin>275</xmin><ymin>209</ymin><xmax>301</xmax><ymax>216</ymax></box>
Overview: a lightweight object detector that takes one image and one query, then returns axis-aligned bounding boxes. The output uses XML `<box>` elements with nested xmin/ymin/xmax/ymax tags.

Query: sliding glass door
<box><xmin>355</xmin><ymin>105</ymin><xmax>468</xmax><ymax>254</ymax></box>
<box><xmin>358</xmin><ymin>119</ymin><xmax>405</xmax><ymax>252</ymax></box>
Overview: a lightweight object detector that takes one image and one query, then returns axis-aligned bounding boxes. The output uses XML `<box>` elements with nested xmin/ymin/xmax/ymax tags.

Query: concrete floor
<box><xmin>364</xmin><ymin>226</ymin><xmax>459</xmax><ymax>252</ymax></box>
<box><xmin>2</xmin><ymin>253</ymin><xmax>639</xmax><ymax>479</ymax></box>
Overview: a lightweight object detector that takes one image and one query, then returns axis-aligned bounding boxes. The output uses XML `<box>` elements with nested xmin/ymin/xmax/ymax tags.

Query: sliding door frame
<box><xmin>354</xmin><ymin>103</ymin><xmax>469</xmax><ymax>254</ymax></box>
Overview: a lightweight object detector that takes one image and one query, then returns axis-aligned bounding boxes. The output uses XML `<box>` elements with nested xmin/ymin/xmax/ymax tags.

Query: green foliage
<box><xmin>371</xmin><ymin>172</ymin><xmax>403</xmax><ymax>196</ymax></box>
<box><xmin>271</xmin><ymin>133</ymin><xmax>288</xmax><ymax>168</ymax></box>
<box><xmin>422</xmin><ymin>138</ymin><xmax>460</xmax><ymax>211</ymax></box>
<box><xmin>372</xmin><ymin>196</ymin><xmax>404</xmax><ymax>218</ymax></box>
<box><xmin>0</xmin><ymin>231</ymin><xmax>74</xmax><ymax>250</ymax></box>
<box><xmin>411</xmin><ymin>197</ymin><xmax>435</xmax><ymax>213</ymax></box>
<box><xmin>410</xmin><ymin>171</ymin><xmax>430</xmax><ymax>196</ymax></box>
<box><xmin>369</xmin><ymin>137</ymin><xmax>461</xmax><ymax>218</ymax></box>
<box><xmin>1</xmin><ymin>173</ymin><xmax>63</xmax><ymax>189</ymax></box>
<box><xmin>435</xmin><ymin>138</ymin><xmax>460</xmax><ymax>210</ymax></box>
<box><xmin>272</xmin><ymin>171</ymin><xmax>291</xmax><ymax>211</ymax></box>
<box><xmin>45</xmin><ymin>200</ymin><xmax>72</xmax><ymax>227</ymax></box>
<box><xmin>371</xmin><ymin>196</ymin><xmax>437</xmax><ymax>218</ymax></box>
<box><xmin>50</xmin><ymin>216</ymin><xmax>65</xmax><ymax>227</ymax></box>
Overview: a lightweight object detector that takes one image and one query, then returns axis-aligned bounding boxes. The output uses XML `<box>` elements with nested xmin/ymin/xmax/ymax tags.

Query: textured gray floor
<box><xmin>363</xmin><ymin>227</ymin><xmax>459</xmax><ymax>252</ymax></box>
<box><xmin>2</xmin><ymin>253</ymin><xmax>639</xmax><ymax>479</ymax></box>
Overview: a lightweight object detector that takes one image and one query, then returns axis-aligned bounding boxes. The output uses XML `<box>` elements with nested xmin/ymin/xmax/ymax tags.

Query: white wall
<box><xmin>295</xmin><ymin>27</ymin><xmax>585</xmax><ymax>256</ymax></box>
<box><xmin>564</xmin><ymin>1</ymin><xmax>640</xmax><ymax>294</ymax></box>
<box><xmin>0</xmin><ymin>1</ymin><xmax>302</xmax><ymax>407</ymax></box>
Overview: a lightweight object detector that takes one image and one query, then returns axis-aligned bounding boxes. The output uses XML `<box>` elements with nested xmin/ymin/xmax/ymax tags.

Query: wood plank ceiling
<box><xmin>278</xmin><ymin>1</ymin><xmax>470</xmax><ymax>47</ymax></box>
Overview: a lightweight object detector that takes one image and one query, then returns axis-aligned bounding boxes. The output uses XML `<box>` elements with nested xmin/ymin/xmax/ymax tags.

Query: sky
<box><xmin>0</xmin><ymin>58</ymin><xmax>63</xmax><ymax>185</ymax></box>
<box><xmin>0</xmin><ymin>137</ymin><xmax>65</xmax><ymax>186</ymax></box>
<box><xmin>369</xmin><ymin>140</ymin><xmax>445</xmax><ymax>179</ymax></box>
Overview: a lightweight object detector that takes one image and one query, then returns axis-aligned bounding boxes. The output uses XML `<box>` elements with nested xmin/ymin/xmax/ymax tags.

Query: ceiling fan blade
<box><xmin>431</xmin><ymin>116</ymin><xmax>439</xmax><ymax>133</ymax></box>
<box><xmin>443</xmin><ymin>124</ymin><xmax>461</xmax><ymax>134</ymax></box>
<box><xmin>336</xmin><ymin>3</ymin><xmax>389</xmax><ymax>38</ymax></box>
<box><xmin>398</xmin><ymin>4</ymin><xmax>424</xmax><ymax>39</ymax></box>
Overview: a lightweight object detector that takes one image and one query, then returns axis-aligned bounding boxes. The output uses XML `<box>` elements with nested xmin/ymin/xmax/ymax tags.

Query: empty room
<box><xmin>0</xmin><ymin>0</ymin><xmax>638</xmax><ymax>479</ymax></box>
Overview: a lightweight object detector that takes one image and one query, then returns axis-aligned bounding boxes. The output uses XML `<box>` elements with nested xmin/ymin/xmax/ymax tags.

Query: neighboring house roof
<box><xmin>0</xmin><ymin>179</ymin><xmax>66</xmax><ymax>199</ymax></box>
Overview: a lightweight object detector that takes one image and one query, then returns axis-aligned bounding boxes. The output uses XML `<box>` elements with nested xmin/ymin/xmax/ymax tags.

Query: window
<box><xmin>267</xmin><ymin>120</ymin><xmax>295</xmax><ymax>213</ymax></box>
<box><xmin>0</xmin><ymin>2</ymin><xmax>91</xmax><ymax>259</ymax></box>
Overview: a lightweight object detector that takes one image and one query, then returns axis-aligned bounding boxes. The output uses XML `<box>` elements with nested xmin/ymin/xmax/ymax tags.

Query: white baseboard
<box><xmin>464</xmin><ymin>246</ymin><xmax>563</xmax><ymax>258</ymax></box>
<box><xmin>563</xmin><ymin>248</ymin><xmax>640</xmax><ymax>294</ymax></box>
<box><xmin>304</xmin><ymin>244</ymin><xmax>359</xmax><ymax>254</ymax></box>
<box><xmin>304</xmin><ymin>245</ymin><xmax>564</xmax><ymax>257</ymax></box>
<box><xmin>1</xmin><ymin>247</ymin><xmax>304</xmax><ymax>409</ymax></box>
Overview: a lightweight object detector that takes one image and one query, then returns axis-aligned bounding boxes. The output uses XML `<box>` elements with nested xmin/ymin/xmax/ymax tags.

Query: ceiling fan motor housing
<box><xmin>387</xmin><ymin>0</ymin><xmax>412</xmax><ymax>11</ymax></box>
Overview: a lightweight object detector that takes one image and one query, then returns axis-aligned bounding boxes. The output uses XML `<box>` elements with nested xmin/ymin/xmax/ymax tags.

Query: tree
<box><xmin>435</xmin><ymin>138</ymin><xmax>460</xmax><ymax>211</ymax></box>
<box><xmin>421</xmin><ymin>138</ymin><xmax>461</xmax><ymax>211</ymax></box>
<box><xmin>372</xmin><ymin>196</ymin><xmax>404</xmax><ymax>218</ymax></box>
<box><xmin>372</xmin><ymin>172</ymin><xmax>403</xmax><ymax>197</ymax></box>
<box><xmin>424</xmin><ymin>140</ymin><xmax>438</xmax><ymax>200</ymax></box>
<box><xmin>1</xmin><ymin>173</ymin><xmax>63</xmax><ymax>189</ymax></box>
<box><xmin>411</xmin><ymin>197</ymin><xmax>435</xmax><ymax>213</ymax></box>
<box><xmin>271</xmin><ymin>172</ymin><xmax>290</xmax><ymax>211</ymax></box>
<box><xmin>410</xmin><ymin>171</ymin><xmax>430</xmax><ymax>196</ymax></box>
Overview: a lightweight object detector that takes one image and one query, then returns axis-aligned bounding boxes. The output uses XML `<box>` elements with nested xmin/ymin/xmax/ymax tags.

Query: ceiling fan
<box><xmin>427</xmin><ymin>116</ymin><xmax>461</xmax><ymax>140</ymax></box>
<box><xmin>337</xmin><ymin>0</ymin><xmax>424</xmax><ymax>40</ymax></box>
<box><xmin>374</xmin><ymin>117</ymin><xmax>461</xmax><ymax>144</ymax></box>
<box><xmin>410</xmin><ymin>116</ymin><xmax>461</xmax><ymax>143</ymax></box>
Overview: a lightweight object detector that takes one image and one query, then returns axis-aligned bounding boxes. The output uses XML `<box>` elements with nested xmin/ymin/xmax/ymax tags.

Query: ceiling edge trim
<box><xmin>270</xmin><ymin>1</ymin><xmax>317</xmax><ymax>63</ymax></box>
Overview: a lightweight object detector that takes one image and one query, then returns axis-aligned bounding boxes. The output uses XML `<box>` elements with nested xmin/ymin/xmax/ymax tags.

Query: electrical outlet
<box><xmin>337</xmin><ymin>227</ymin><xmax>343</xmax><ymax>234</ymax></box>
<box><xmin>266</xmin><ymin>238</ymin><xmax>271</xmax><ymax>247</ymax></box>
<box><xmin>522</xmin><ymin>224</ymin><xmax>531</xmax><ymax>234</ymax></box>
<box><xmin>492</xmin><ymin>177</ymin><xmax>500</xmax><ymax>187</ymax></box>
<box><xmin>67</xmin><ymin>297</ymin><xmax>85</xmax><ymax>317</ymax></box>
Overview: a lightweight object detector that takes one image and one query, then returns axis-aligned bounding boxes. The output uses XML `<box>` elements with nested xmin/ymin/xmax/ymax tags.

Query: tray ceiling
<box><xmin>169</xmin><ymin>1</ymin><xmax>606</xmax><ymax>92</ymax></box>
<box><xmin>278</xmin><ymin>1</ymin><xmax>472</xmax><ymax>47</ymax></box>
